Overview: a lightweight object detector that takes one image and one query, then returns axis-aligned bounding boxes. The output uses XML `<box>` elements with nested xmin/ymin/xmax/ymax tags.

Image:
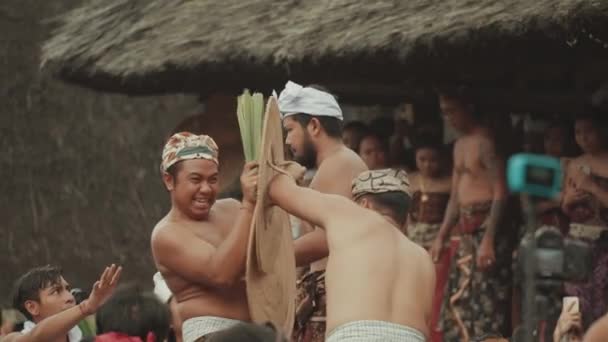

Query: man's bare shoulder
<box><xmin>584</xmin><ymin>312</ymin><xmax>608</xmax><ymax>341</ymax></box>
<box><xmin>214</xmin><ymin>198</ymin><xmax>241</xmax><ymax>213</ymax></box>
<box><xmin>151</xmin><ymin>217</ymin><xmax>185</xmax><ymax>251</ymax></box>
<box><xmin>316</xmin><ymin>148</ymin><xmax>367</xmax><ymax>178</ymax></box>
<box><xmin>151</xmin><ymin>215</ymin><xmax>173</xmax><ymax>240</ymax></box>
<box><xmin>403</xmin><ymin>236</ymin><xmax>435</xmax><ymax>277</ymax></box>
<box><xmin>328</xmin><ymin>147</ymin><xmax>366</xmax><ymax>168</ymax></box>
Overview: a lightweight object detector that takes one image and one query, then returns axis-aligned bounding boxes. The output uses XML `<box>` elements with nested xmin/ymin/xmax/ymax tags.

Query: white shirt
<box><xmin>21</xmin><ymin>320</ymin><xmax>82</xmax><ymax>342</ymax></box>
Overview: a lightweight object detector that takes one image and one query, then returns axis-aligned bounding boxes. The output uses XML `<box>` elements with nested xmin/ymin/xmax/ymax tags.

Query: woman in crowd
<box><xmin>357</xmin><ymin>132</ymin><xmax>388</xmax><ymax>170</ymax></box>
<box><xmin>406</xmin><ymin>136</ymin><xmax>451</xmax><ymax>342</ymax></box>
<box><xmin>561</xmin><ymin>109</ymin><xmax>608</xmax><ymax>329</ymax></box>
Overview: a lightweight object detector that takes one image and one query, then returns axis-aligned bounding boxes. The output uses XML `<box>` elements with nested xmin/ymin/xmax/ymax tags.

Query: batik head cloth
<box><xmin>352</xmin><ymin>168</ymin><xmax>411</xmax><ymax>200</ymax></box>
<box><xmin>161</xmin><ymin>132</ymin><xmax>219</xmax><ymax>172</ymax></box>
<box><xmin>277</xmin><ymin>81</ymin><xmax>343</xmax><ymax>120</ymax></box>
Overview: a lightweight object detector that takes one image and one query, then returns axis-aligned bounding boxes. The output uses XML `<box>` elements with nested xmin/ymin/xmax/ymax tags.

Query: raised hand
<box><xmin>554</xmin><ymin>300</ymin><xmax>583</xmax><ymax>341</ymax></box>
<box><xmin>81</xmin><ymin>264</ymin><xmax>122</xmax><ymax>315</ymax></box>
<box><xmin>241</xmin><ymin>161</ymin><xmax>259</xmax><ymax>209</ymax></box>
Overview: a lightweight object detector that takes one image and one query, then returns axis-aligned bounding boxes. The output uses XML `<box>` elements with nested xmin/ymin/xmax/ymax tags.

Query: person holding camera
<box><xmin>561</xmin><ymin>110</ymin><xmax>608</xmax><ymax>329</ymax></box>
<box><xmin>553</xmin><ymin>300</ymin><xmax>583</xmax><ymax>342</ymax></box>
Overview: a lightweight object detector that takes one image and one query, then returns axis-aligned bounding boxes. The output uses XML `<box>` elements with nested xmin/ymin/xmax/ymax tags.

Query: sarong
<box><xmin>440</xmin><ymin>202</ymin><xmax>513</xmax><ymax>342</ymax></box>
<box><xmin>325</xmin><ymin>320</ymin><xmax>425</xmax><ymax>342</ymax></box>
<box><xmin>429</xmin><ymin>237</ymin><xmax>458</xmax><ymax>342</ymax></box>
<box><xmin>182</xmin><ymin>316</ymin><xmax>241</xmax><ymax>342</ymax></box>
<box><xmin>408</xmin><ymin>222</ymin><xmax>441</xmax><ymax>249</ymax></box>
<box><xmin>565</xmin><ymin>224</ymin><xmax>608</xmax><ymax>329</ymax></box>
<box><xmin>292</xmin><ymin>270</ymin><xmax>326</xmax><ymax>342</ymax></box>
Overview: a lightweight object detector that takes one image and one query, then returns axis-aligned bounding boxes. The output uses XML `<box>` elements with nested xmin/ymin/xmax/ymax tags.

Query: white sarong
<box><xmin>182</xmin><ymin>316</ymin><xmax>242</xmax><ymax>342</ymax></box>
<box><xmin>326</xmin><ymin>320</ymin><xmax>426</xmax><ymax>342</ymax></box>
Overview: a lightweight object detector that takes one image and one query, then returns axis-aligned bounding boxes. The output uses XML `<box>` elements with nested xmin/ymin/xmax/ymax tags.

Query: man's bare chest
<box><xmin>189</xmin><ymin>219</ymin><xmax>232</xmax><ymax>247</ymax></box>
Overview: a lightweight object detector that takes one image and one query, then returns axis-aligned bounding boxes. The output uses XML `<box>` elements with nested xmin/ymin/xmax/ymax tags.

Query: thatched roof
<box><xmin>42</xmin><ymin>0</ymin><xmax>608</xmax><ymax>102</ymax></box>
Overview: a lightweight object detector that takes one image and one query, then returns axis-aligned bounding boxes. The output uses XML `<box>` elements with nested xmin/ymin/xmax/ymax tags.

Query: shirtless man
<box><xmin>151</xmin><ymin>132</ymin><xmax>258</xmax><ymax>342</ymax></box>
<box><xmin>5</xmin><ymin>264</ymin><xmax>121</xmax><ymax>342</ymax></box>
<box><xmin>268</xmin><ymin>167</ymin><xmax>434</xmax><ymax>341</ymax></box>
<box><xmin>429</xmin><ymin>90</ymin><xmax>512</xmax><ymax>342</ymax></box>
<box><xmin>277</xmin><ymin>81</ymin><xmax>368</xmax><ymax>341</ymax></box>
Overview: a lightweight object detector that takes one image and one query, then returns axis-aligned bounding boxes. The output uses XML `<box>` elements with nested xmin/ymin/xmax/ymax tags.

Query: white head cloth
<box><xmin>277</xmin><ymin>81</ymin><xmax>343</xmax><ymax>121</ymax></box>
<box><xmin>153</xmin><ymin>272</ymin><xmax>172</xmax><ymax>303</ymax></box>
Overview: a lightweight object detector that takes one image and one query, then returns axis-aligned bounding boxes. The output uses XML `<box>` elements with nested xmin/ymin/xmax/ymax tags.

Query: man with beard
<box><xmin>278</xmin><ymin>81</ymin><xmax>368</xmax><ymax>341</ymax></box>
<box><xmin>151</xmin><ymin>132</ymin><xmax>258</xmax><ymax>342</ymax></box>
<box><xmin>5</xmin><ymin>264</ymin><xmax>121</xmax><ymax>342</ymax></box>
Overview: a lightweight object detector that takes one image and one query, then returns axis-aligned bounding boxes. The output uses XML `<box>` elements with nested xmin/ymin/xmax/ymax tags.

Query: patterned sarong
<box><xmin>182</xmin><ymin>316</ymin><xmax>241</xmax><ymax>342</ymax></box>
<box><xmin>408</xmin><ymin>222</ymin><xmax>441</xmax><ymax>249</ymax></box>
<box><xmin>326</xmin><ymin>320</ymin><xmax>425</xmax><ymax>342</ymax></box>
<box><xmin>292</xmin><ymin>270</ymin><xmax>326</xmax><ymax>342</ymax></box>
<box><xmin>439</xmin><ymin>202</ymin><xmax>513</xmax><ymax>342</ymax></box>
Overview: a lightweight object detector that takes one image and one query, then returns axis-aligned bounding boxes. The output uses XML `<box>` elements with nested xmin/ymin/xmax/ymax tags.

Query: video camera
<box><xmin>508</xmin><ymin>153</ymin><xmax>591</xmax><ymax>285</ymax></box>
<box><xmin>507</xmin><ymin>153</ymin><xmax>592</xmax><ymax>342</ymax></box>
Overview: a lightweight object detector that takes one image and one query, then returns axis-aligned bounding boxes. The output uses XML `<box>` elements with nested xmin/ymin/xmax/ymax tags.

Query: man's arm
<box><xmin>3</xmin><ymin>307</ymin><xmax>87</xmax><ymax>342</ymax></box>
<box><xmin>293</xmin><ymin>230</ymin><xmax>330</xmax><ymax>267</ymax></box>
<box><xmin>152</xmin><ymin>203</ymin><xmax>254</xmax><ymax>288</ymax></box>
<box><xmin>479</xmin><ymin>137</ymin><xmax>508</xmax><ymax>239</ymax></box>
<box><xmin>4</xmin><ymin>265</ymin><xmax>121</xmax><ymax>342</ymax></box>
<box><xmin>152</xmin><ymin>163</ymin><xmax>258</xmax><ymax>288</ymax></box>
<box><xmin>269</xmin><ymin>174</ymin><xmax>352</xmax><ymax>231</ymax></box>
<box><xmin>293</xmin><ymin>160</ymin><xmax>358</xmax><ymax>266</ymax></box>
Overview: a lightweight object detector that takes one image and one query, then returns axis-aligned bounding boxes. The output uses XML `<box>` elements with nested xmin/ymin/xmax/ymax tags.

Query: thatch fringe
<box><xmin>41</xmin><ymin>0</ymin><xmax>608</xmax><ymax>96</ymax></box>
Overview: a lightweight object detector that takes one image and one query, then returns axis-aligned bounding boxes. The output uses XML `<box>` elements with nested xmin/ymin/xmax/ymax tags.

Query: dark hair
<box><xmin>343</xmin><ymin>121</ymin><xmax>367</xmax><ymax>133</ymax></box>
<box><xmin>206</xmin><ymin>322</ymin><xmax>287</xmax><ymax>342</ymax></box>
<box><xmin>575</xmin><ymin>106</ymin><xmax>608</xmax><ymax>127</ymax></box>
<box><xmin>357</xmin><ymin>132</ymin><xmax>388</xmax><ymax>155</ymax></box>
<box><xmin>290</xmin><ymin>113</ymin><xmax>343</xmax><ymax>139</ymax></box>
<box><xmin>412</xmin><ymin>134</ymin><xmax>444</xmax><ymax>153</ymax></box>
<box><xmin>12</xmin><ymin>265</ymin><xmax>63</xmax><ymax>320</ymax></box>
<box><xmin>437</xmin><ymin>85</ymin><xmax>474</xmax><ymax>106</ymax></box>
<box><xmin>165</xmin><ymin>162</ymin><xmax>183</xmax><ymax>180</ymax></box>
<box><xmin>96</xmin><ymin>285</ymin><xmax>171</xmax><ymax>341</ymax></box>
<box><xmin>575</xmin><ymin>106</ymin><xmax>608</xmax><ymax>144</ymax></box>
<box><xmin>369</xmin><ymin>117</ymin><xmax>395</xmax><ymax>138</ymax></box>
<box><xmin>437</xmin><ymin>85</ymin><xmax>481</xmax><ymax>121</ymax></box>
<box><xmin>362</xmin><ymin>191</ymin><xmax>411</xmax><ymax>226</ymax></box>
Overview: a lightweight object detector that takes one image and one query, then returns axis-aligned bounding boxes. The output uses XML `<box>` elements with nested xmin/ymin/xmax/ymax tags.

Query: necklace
<box><xmin>419</xmin><ymin>176</ymin><xmax>429</xmax><ymax>202</ymax></box>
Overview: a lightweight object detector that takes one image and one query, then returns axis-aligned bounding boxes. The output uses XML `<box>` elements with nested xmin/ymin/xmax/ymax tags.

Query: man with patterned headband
<box><xmin>267</xmin><ymin>168</ymin><xmax>435</xmax><ymax>341</ymax></box>
<box><xmin>277</xmin><ymin>81</ymin><xmax>368</xmax><ymax>341</ymax></box>
<box><xmin>151</xmin><ymin>132</ymin><xmax>258</xmax><ymax>342</ymax></box>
